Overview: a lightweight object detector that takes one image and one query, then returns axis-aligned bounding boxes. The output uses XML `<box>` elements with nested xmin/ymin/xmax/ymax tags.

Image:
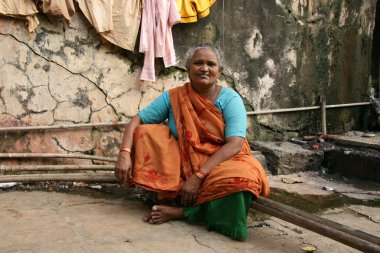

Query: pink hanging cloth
<box><xmin>139</xmin><ymin>0</ymin><xmax>180</xmax><ymax>82</ymax></box>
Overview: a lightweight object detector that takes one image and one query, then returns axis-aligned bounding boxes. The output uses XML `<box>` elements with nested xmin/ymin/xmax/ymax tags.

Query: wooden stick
<box><xmin>252</xmin><ymin>197</ymin><xmax>380</xmax><ymax>253</ymax></box>
<box><xmin>0</xmin><ymin>121</ymin><xmax>128</xmax><ymax>132</ymax></box>
<box><xmin>0</xmin><ymin>165</ymin><xmax>115</xmax><ymax>172</ymax></box>
<box><xmin>0</xmin><ymin>153</ymin><xmax>117</xmax><ymax>162</ymax></box>
<box><xmin>0</xmin><ymin>173</ymin><xmax>118</xmax><ymax>183</ymax></box>
<box><xmin>255</xmin><ymin>197</ymin><xmax>380</xmax><ymax>246</ymax></box>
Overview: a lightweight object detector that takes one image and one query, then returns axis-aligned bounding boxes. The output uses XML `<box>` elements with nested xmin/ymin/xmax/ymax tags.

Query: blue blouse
<box><xmin>138</xmin><ymin>86</ymin><xmax>247</xmax><ymax>139</ymax></box>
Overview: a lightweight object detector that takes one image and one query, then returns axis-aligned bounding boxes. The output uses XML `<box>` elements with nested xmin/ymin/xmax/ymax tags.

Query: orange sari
<box><xmin>132</xmin><ymin>83</ymin><xmax>269</xmax><ymax>205</ymax></box>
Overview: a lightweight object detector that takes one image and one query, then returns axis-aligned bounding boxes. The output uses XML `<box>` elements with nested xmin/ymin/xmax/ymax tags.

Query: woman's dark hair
<box><xmin>185</xmin><ymin>43</ymin><xmax>224</xmax><ymax>70</ymax></box>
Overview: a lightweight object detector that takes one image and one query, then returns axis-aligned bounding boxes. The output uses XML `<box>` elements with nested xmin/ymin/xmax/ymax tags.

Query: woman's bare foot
<box><xmin>142</xmin><ymin>212</ymin><xmax>152</xmax><ymax>223</ymax></box>
<box><xmin>150</xmin><ymin>205</ymin><xmax>184</xmax><ymax>224</ymax></box>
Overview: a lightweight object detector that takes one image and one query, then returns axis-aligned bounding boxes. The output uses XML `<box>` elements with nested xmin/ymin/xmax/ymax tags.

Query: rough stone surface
<box><xmin>269</xmin><ymin>171</ymin><xmax>380</xmax><ymax>201</ymax></box>
<box><xmin>250</xmin><ymin>141</ymin><xmax>324</xmax><ymax>175</ymax></box>
<box><xmin>252</xmin><ymin>151</ymin><xmax>269</xmax><ymax>173</ymax></box>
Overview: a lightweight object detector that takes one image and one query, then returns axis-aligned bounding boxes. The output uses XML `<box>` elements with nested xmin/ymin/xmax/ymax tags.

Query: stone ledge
<box><xmin>250</xmin><ymin>141</ymin><xmax>324</xmax><ymax>175</ymax></box>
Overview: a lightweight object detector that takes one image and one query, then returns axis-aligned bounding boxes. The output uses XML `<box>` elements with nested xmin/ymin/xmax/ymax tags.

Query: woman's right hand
<box><xmin>180</xmin><ymin>174</ymin><xmax>202</xmax><ymax>206</ymax></box>
<box><xmin>115</xmin><ymin>151</ymin><xmax>132</xmax><ymax>184</ymax></box>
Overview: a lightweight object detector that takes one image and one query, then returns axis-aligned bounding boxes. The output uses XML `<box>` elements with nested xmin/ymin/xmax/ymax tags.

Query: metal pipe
<box><xmin>247</xmin><ymin>101</ymin><xmax>371</xmax><ymax>115</ymax></box>
<box><xmin>321</xmin><ymin>96</ymin><xmax>327</xmax><ymax>135</ymax></box>
<box><xmin>0</xmin><ymin>102</ymin><xmax>372</xmax><ymax>132</ymax></box>
<box><xmin>0</xmin><ymin>153</ymin><xmax>117</xmax><ymax>162</ymax></box>
<box><xmin>0</xmin><ymin>173</ymin><xmax>117</xmax><ymax>183</ymax></box>
<box><xmin>0</xmin><ymin>121</ymin><xmax>128</xmax><ymax>132</ymax></box>
<box><xmin>0</xmin><ymin>164</ymin><xmax>115</xmax><ymax>172</ymax></box>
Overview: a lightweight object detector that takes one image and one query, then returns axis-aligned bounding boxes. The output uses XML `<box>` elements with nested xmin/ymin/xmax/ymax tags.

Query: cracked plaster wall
<box><xmin>0</xmin><ymin>13</ymin><xmax>186</xmax><ymax>161</ymax></box>
<box><xmin>0</xmin><ymin>0</ymin><xmax>378</xmax><ymax>163</ymax></box>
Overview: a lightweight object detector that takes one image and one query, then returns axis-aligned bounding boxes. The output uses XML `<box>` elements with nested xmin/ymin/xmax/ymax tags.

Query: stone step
<box><xmin>250</xmin><ymin>141</ymin><xmax>324</xmax><ymax>175</ymax></box>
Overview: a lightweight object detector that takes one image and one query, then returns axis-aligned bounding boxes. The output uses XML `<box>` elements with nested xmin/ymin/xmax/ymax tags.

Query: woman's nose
<box><xmin>199</xmin><ymin>64</ymin><xmax>208</xmax><ymax>71</ymax></box>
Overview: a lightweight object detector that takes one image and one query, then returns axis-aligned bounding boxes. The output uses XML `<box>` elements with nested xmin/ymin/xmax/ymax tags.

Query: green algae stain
<box><xmin>269</xmin><ymin>187</ymin><xmax>380</xmax><ymax>214</ymax></box>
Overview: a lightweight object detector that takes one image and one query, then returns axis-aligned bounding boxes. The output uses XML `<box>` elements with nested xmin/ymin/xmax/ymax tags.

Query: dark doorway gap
<box><xmin>371</xmin><ymin>0</ymin><xmax>380</xmax><ymax>97</ymax></box>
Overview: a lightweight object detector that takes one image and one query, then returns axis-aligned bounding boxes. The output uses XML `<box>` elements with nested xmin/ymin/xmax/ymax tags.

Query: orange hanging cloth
<box><xmin>131</xmin><ymin>83</ymin><xmax>269</xmax><ymax>204</ymax></box>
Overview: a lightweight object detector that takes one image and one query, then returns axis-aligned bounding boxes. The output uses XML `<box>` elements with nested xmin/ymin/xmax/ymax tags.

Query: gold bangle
<box><xmin>120</xmin><ymin>147</ymin><xmax>131</xmax><ymax>154</ymax></box>
<box><xmin>197</xmin><ymin>169</ymin><xmax>208</xmax><ymax>178</ymax></box>
<box><xmin>194</xmin><ymin>172</ymin><xmax>205</xmax><ymax>180</ymax></box>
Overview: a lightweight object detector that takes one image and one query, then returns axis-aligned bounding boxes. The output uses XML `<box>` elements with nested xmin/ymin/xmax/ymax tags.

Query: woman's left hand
<box><xmin>180</xmin><ymin>175</ymin><xmax>202</xmax><ymax>206</ymax></box>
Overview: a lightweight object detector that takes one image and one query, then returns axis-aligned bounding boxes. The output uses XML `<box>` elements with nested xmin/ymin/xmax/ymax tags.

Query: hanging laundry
<box><xmin>0</xmin><ymin>0</ymin><xmax>39</xmax><ymax>32</ymax></box>
<box><xmin>76</xmin><ymin>0</ymin><xmax>114</xmax><ymax>33</ymax></box>
<box><xmin>37</xmin><ymin>0</ymin><xmax>75</xmax><ymax>24</ymax></box>
<box><xmin>76</xmin><ymin>0</ymin><xmax>141</xmax><ymax>51</ymax></box>
<box><xmin>176</xmin><ymin>0</ymin><xmax>216</xmax><ymax>23</ymax></box>
<box><xmin>139</xmin><ymin>0</ymin><xmax>180</xmax><ymax>82</ymax></box>
<box><xmin>100</xmin><ymin>0</ymin><xmax>141</xmax><ymax>51</ymax></box>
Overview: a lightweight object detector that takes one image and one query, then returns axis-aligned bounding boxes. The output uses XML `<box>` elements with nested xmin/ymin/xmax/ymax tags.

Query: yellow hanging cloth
<box><xmin>176</xmin><ymin>0</ymin><xmax>216</xmax><ymax>23</ymax></box>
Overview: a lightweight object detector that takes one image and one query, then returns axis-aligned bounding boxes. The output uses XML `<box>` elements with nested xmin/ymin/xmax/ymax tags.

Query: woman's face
<box><xmin>187</xmin><ymin>48</ymin><xmax>222</xmax><ymax>88</ymax></box>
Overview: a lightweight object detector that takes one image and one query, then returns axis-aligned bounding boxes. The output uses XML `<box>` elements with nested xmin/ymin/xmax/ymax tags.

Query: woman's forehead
<box><xmin>192</xmin><ymin>48</ymin><xmax>219</xmax><ymax>60</ymax></box>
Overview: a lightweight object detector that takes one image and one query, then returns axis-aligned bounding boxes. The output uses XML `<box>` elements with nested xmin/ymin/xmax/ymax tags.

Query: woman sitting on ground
<box><xmin>115</xmin><ymin>44</ymin><xmax>270</xmax><ymax>241</ymax></box>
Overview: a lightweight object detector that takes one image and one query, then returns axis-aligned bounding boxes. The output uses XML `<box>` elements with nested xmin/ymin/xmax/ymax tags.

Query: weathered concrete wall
<box><xmin>175</xmin><ymin>0</ymin><xmax>376</xmax><ymax>140</ymax></box>
<box><xmin>0</xmin><ymin>14</ymin><xmax>185</xmax><ymax>161</ymax></box>
<box><xmin>0</xmin><ymin>0</ymin><xmax>377</xmax><ymax>162</ymax></box>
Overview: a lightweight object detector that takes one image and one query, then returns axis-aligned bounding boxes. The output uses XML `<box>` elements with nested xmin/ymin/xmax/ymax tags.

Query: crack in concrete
<box><xmin>137</xmin><ymin>90</ymin><xmax>144</xmax><ymax>111</ymax></box>
<box><xmin>0</xmin><ymin>32</ymin><xmax>119</xmax><ymax>119</ymax></box>
<box><xmin>63</xmin><ymin>201</ymin><xmax>111</xmax><ymax>207</ymax></box>
<box><xmin>347</xmin><ymin>207</ymin><xmax>380</xmax><ymax>224</ymax></box>
<box><xmin>47</xmin><ymin>75</ymin><xmax>60</xmax><ymax>115</ymax></box>
<box><xmin>52</xmin><ymin>136</ymin><xmax>95</xmax><ymax>157</ymax></box>
<box><xmin>52</xmin><ymin>136</ymin><xmax>70</xmax><ymax>152</ymax></box>
<box><xmin>247</xmin><ymin>222</ymin><xmax>271</xmax><ymax>229</ymax></box>
<box><xmin>267</xmin><ymin>218</ymin><xmax>293</xmax><ymax>235</ymax></box>
<box><xmin>192</xmin><ymin>234</ymin><xmax>218</xmax><ymax>253</ymax></box>
<box><xmin>0</xmin><ymin>86</ymin><xmax>6</xmax><ymax>108</ymax></box>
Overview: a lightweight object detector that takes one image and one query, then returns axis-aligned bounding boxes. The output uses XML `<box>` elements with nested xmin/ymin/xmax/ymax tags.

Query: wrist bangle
<box><xmin>194</xmin><ymin>172</ymin><xmax>205</xmax><ymax>180</ymax></box>
<box><xmin>120</xmin><ymin>147</ymin><xmax>131</xmax><ymax>154</ymax></box>
<box><xmin>197</xmin><ymin>169</ymin><xmax>208</xmax><ymax>178</ymax></box>
<box><xmin>194</xmin><ymin>169</ymin><xmax>208</xmax><ymax>180</ymax></box>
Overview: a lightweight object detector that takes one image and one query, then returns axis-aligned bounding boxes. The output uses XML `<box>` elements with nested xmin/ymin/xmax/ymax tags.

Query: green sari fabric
<box><xmin>183</xmin><ymin>191</ymin><xmax>252</xmax><ymax>240</ymax></box>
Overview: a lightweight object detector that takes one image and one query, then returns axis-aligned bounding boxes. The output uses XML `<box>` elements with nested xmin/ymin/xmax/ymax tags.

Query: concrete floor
<box><xmin>0</xmin><ymin>172</ymin><xmax>379</xmax><ymax>253</ymax></box>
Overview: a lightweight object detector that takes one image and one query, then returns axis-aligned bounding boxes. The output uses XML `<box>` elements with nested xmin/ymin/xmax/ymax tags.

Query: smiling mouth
<box><xmin>199</xmin><ymin>74</ymin><xmax>209</xmax><ymax>78</ymax></box>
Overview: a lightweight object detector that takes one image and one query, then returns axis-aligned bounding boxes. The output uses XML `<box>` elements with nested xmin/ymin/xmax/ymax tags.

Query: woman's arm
<box><xmin>115</xmin><ymin>92</ymin><xmax>171</xmax><ymax>184</ymax></box>
<box><xmin>200</xmin><ymin>136</ymin><xmax>244</xmax><ymax>173</ymax></box>
<box><xmin>114</xmin><ymin>114</ymin><xmax>142</xmax><ymax>184</ymax></box>
<box><xmin>180</xmin><ymin>136</ymin><xmax>244</xmax><ymax>206</ymax></box>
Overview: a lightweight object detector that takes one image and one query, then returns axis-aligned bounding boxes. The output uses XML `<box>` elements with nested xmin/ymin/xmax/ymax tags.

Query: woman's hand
<box><xmin>180</xmin><ymin>174</ymin><xmax>202</xmax><ymax>206</ymax></box>
<box><xmin>114</xmin><ymin>114</ymin><xmax>142</xmax><ymax>184</ymax></box>
<box><xmin>115</xmin><ymin>151</ymin><xmax>132</xmax><ymax>185</ymax></box>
